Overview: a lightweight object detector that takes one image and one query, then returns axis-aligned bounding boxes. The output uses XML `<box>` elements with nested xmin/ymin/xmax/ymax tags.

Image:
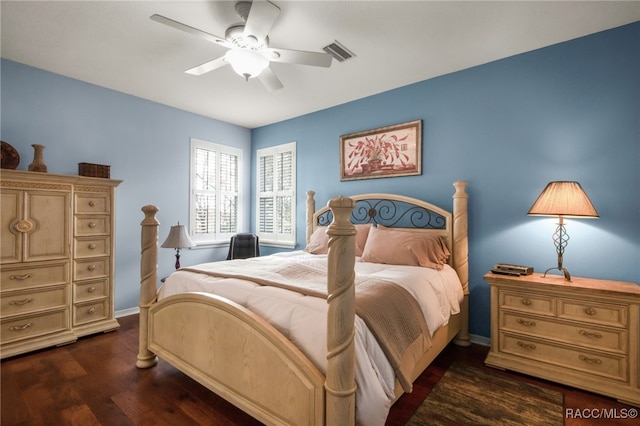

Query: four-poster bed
<box><xmin>136</xmin><ymin>181</ymin><xmax>469</xmax><ymax>425</ymax></box>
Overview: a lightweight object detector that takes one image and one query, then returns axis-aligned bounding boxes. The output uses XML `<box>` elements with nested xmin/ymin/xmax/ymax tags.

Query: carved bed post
<box><xmin>452</xmin><ymin>181</ymin><xmax>471</xmax><ymax>347</ymax></box>
<box><xmin>325</xmin><ymin>196</ymin><xmax>357</xmax><ymax>426</ymax></box>
<box><xmin>137</xmin><ymin>205</ymin><xmax>159</xmax><ymax>368</ymax></box>
<box><xmin>306</xmin><ymin>190</ymin><xmax>316</xmax><ymax>245</ymax></box>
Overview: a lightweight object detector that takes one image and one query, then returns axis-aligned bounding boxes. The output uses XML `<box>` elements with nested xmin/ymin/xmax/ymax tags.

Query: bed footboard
<box><xmin>148</xmin><ymin>292</ymin><xmax>325</xmax><ymax>425</ymax></box>
<box><xmin>136</xmin><ymin>205</ymin><xmax>326</xmax><ymax>425</ymax></box>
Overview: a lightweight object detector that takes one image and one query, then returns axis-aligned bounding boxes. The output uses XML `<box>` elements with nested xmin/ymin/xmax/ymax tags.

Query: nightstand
<box><xmin>484</xmin><ymin>272</ymin><xmax>640</xmax><ymax>406</ymax></box>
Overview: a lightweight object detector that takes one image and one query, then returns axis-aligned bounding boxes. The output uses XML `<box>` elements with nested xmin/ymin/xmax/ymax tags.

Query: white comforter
<box><xmin>158</xmin><ymin>251</ymin><xmax>463</xmax><ymax>426</ymax></box>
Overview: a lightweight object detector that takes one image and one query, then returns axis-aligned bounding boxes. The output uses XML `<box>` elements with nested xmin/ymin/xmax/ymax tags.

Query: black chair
<box><xmin>226</xmin><ymin>233</ymin><xmax>260</xmax><ymax>260</ymax></box>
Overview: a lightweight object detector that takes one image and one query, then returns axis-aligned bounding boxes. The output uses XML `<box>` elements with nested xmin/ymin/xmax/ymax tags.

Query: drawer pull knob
<box><xmin>89</xmin><ymin>201</ymin><xmax>96</xmax><ymax>207</ymax></box>
<box><xmin>9</xmin><ymin>322</ymin><xmax>33</xmax><ymax>331</ymax></box>
<box><xmin>88</xmin><ymin>244</ymin><xmax>97</xmax><ymax>250</ymax></box>
<box><xmin>87</xmin><ymin>265</ymin><xmax>96</xmax><ymax>271</ymax></box>
<box><xmin>88</xmin><ymin>307</ymin><xmax>96</xmax><ymax>314</ymax></box>
<box><xmin>521</xmin><ymin>299</ymin><xmax>532</xmax><ymax>306</ymax></box>
<box><xmin>9</xmin><ymin>273</ymin><xmax>32</xmax><ymax>281</ymax></box>
<box><xmin>88</xmin><ymin>222</ymin><xmax>97</xmax><ymax>229</ymax></box>
<box><xmin>579</xmin><ymin>330</ymin><xmax>602</xmax><ymax>339</ymax></box>
<box><xmin>517</xmin><ymin>319</ymin><xmax>536</xmax><ymax>327</ymax></box>
<box><xmin>584</xmin><ymin>307</ymin><xmax>597</xmax><ymax>316</ymax></box>
<box><xmin>579</xmin><ymin>354</ymin><xmax>602</xmax><ymax>365</ymax></box>
<box><xmin>88</xmin><ymin>286</ymin><xmax>96</xmax><ymax>293</ymax></box>
<box><xmin>517</xmin><ymin>341</ymin><xmax>536</xmax><ymax>351</ymax></box>
<box><xmin>9</xmin><ymin>297</ymin><xmax>33</xmax><ymax>306</ymax></box>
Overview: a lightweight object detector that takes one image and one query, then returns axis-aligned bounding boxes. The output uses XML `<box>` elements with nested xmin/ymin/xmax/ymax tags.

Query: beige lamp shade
<box><xmin>528</xmin><ymin>181</ymin><xmax>599</xmax><ymax>218</ymax></box>
<box><xmin>161</xmin><ymin>224</ymin><xmax>195</xmax><ymax>249</ymax></box>
<box><xmin>161</xmin><ymin>224</ymin><xmax>194</xmax><ymax>270</ymax></box>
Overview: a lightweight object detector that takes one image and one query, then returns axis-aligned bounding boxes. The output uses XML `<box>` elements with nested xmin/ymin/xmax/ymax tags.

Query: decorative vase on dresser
<box><xmin>484</xmin><ymin>271</ymin><xmax>640</xmax><ymax>406</ymax></box>
<box><xmin>0</xmin><ymin>169</ymin><xmax>122</xmax><ymax>359</ymax></box>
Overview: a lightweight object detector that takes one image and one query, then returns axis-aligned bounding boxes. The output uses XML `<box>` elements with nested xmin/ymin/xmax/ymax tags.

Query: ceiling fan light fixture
<box><xmin>225</xmin><ymin>48</ymin><xmax>269</xmax><ymax>80</ymax></box>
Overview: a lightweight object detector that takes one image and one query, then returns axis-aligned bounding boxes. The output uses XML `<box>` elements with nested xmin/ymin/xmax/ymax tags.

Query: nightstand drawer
<box><xmin>500</xmin><ymin>333</ymin><xmax>627</xmax><ymax>382</ymax></box>
<box><xmin>500</xmin><ymin>290</ymin><xmax>555</xmax><ymax>316</ymax></box>
<box><xmin>1</xmin><ymin>287</ymin><xmax>68</xmax><ymax>318</ymax></box>
<box><xmin>74</xmin><ymin>237</ymin><xmax>110</xmax><ymax>258</ymax></box>
<box><xmin>559</xmin><ymin>299</ymin><xmax>627</xmax><ymax>328</ymax></box>
<box><xmin>501</xmin><ymin>312</ymin><xmax>626</xmax><ymax>353</ymax></box>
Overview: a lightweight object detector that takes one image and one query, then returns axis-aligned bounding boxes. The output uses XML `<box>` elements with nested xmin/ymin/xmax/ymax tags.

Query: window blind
<box><xmin>190</xmin><ymin>139</ymin><xmax>242</xmax><ymax>245</ymax></box>
<box><xmin>256</xmin><ymin>143</ymin><xmax>296</xmax><ymax>247</ymax></box>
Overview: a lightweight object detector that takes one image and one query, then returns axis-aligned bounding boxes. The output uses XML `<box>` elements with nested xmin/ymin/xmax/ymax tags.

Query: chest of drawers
<box><xmin>1</xmin><ymin>170</ymin><xmax>121</xmax><ymax>358</ymax></box>
<box><xmin>484</xmin><ymin>272</ymin><xmax>640</xmax><ymax>406</ymax></box>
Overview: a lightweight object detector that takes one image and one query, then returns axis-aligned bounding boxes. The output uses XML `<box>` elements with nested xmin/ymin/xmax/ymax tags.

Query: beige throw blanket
<box><xmin>181</xmin><ymin>257</ymin><xmax>431</xmax><ymax>392</ymax></box>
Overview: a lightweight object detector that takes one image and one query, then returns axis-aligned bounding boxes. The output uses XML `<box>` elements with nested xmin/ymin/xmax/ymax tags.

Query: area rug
<box><xmin>407</xmin><ymin>362</ymin><xmax>564</xmax><ymax>425</ymax></box>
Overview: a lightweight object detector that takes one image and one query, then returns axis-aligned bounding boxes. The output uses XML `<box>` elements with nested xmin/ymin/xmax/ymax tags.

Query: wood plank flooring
<box><xmin>1</xmin><ymin>314</ymin><xmax>636</xmax><ymax>425</ymax></box>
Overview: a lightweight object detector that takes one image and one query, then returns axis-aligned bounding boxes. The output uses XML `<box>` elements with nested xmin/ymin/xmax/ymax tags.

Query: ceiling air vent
<box><xmin>323</xmin><ymin>40</ymin><xmax>355</xmax><ymax>62</ymax></box>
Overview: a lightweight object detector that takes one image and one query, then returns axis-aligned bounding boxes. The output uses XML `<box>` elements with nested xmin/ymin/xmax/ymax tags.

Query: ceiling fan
<box><xmin>151</xmin><ymin>0</ymin><xmax>333</xmax><ymax>91</ymax></box>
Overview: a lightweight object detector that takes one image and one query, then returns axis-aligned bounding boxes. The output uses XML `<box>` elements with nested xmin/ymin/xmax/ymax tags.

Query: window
<box><xmin>190</xmin><ymin>138</ymin><xmax>242</xmax><ymax>245</ymax></box>
<box><xmin>256</xmin><ymin>142</ymin><xmax>296</xmax><ymax>247</ymax></box>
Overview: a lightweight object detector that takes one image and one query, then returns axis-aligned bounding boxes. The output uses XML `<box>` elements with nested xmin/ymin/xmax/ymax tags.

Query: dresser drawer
<box><xmin>74</xmin><ymin>237</ymin><xmax>110</xmax><ymax>258</ymax></box>
<box><xmin>559</xmin><ymin>298</ymin><xmax>627</xmax><ymax>328</ymax></box>
<box><xmin>501</xmin><ymin>312</ymin><xmax>626</xmax><ymax>353</ymax></box>
<box><xmin>74</xmin><ymin>258</ymin><xmax>109</xmax><ymax>281</ymax></box>
<box><xmin>500</xmin><ymin>333</ymin><xmax>627</xmax><ymax>382</ymax></box>
<box><xmin>1</xmin><ymin>309</ymin><xmax>69</xmax><ymax>344</ymax></box>
<box><xmin>74</xmin><ymin>216</ymin><xmax>110</xmax><ymax>236</ymax></box>
<box><xmin>74</xmin><ymin>279</ymin><xmax>109</xmax><ymax>302</ymax></box>
<box><xmin>74</xmin><ymin>300</ymin><xmax>108</xmax><ymax>325</ymax></box>
<box><xmin>500</xmin><ymin>290</ymin><xmax>555</xmax><ymax>316</ymax></box>
<box><xmin>0</xmin><ymin>262</ymin><xmax>69</xmax><ymax>292</ymax></box>
<box><xmin>75</xmin><ymin>193</ymin><xmax>110</xmax><ymax>214</ymax></box>
<box><xmin>1</xmin><ymin>287</ymin><xmax>68</xmax><ymax>318</ymax></box>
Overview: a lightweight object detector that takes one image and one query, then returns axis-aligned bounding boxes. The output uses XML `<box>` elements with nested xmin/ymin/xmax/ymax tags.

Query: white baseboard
<box><xmin>469</xmin><ymin>333</ymin><xmax>490</xmax><ymax>347</ymax></box>
<box><xmin>115</xmin><ymin>306</ymin><xmax>139</xmax><ymax>318</ymax></box>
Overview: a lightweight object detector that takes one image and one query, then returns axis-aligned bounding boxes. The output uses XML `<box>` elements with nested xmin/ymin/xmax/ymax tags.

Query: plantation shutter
<box><xmin>257</xmin><ymin>142</ymin><xmax>296</xmax><ymax>247</ymax></box>
<box><xmin>190</xmin><ymin>138</ymin><xmax>242</xmax><ymax>245</ymax></box>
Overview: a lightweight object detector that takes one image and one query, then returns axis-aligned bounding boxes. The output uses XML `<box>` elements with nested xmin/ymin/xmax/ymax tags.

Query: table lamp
<box><xmin>528</xmin><ymin>181</ymin><xmax>598</xmax><ymax>282</ymax></box>
<box><xmin>161</xmin><ymin>223</ymin><xmax>195</xmax><ymax>269</ymax></box>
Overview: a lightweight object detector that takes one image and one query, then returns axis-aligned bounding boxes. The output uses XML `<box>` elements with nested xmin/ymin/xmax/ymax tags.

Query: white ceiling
<box><xmin>2</xmin><ymin>1</ymin><xmax>639</xmax><ymax>129</ymax></box>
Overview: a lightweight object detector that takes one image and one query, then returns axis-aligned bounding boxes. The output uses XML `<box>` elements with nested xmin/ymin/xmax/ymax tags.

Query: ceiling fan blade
<box><xmin>150</xmin><ymin>14</ymin><xmax>232</xmax><ymax>48</ymax></box>
<box><xmin>258</xmin><ymin>67</ymin><xmax>284</xmax><ymax>91</ymax></box>
<box><xmin>267</xmin><ymin>47</ymin><xmax>332</xmax><ymax>68</ymax></box>
<box><xmin>244</xmin><ymin>0</ymin><xmax>281</xmax><ymax>41</ymax></box>
<box><xmin>185</xmin><ymin>57</ymin><xmax>228</xmax><ymax>76</ymax></box>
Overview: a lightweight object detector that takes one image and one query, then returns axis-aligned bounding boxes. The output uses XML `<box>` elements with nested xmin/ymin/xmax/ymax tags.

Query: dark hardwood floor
<box><xmin>1</xmin><ymin>314</ymin><xmax>636</xmax><ymax>425</ymax></box>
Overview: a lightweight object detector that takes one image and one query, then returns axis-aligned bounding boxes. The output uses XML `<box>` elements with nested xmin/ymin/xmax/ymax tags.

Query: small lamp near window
<box><xmin>161</xmin><ymin>223</ymin><xmax>195</xmax><ymax>269</ymax></box>
<box><xmin>528</xmin><ymin>181</ymin><xmax>599</xmax><ymax>282</ymax></box>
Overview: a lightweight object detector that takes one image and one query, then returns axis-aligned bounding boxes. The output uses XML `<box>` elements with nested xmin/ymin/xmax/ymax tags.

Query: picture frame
<box><xmin>340</xmin><ymin>119</ymin><xmax>422</xmax><ymax>181</ymax></box>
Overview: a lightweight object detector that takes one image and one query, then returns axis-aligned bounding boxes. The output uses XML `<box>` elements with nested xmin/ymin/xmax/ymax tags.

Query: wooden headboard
<box><xmin>305</xmin><ymin>181</ymin><xmax>469</xmax><ymax>295</ymax></box>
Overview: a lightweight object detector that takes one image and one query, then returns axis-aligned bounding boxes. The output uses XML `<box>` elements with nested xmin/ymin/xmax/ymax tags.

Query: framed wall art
<box><xmin>340</xmin><ymin>119</ymin><xmax>422</xmax><ymax>181</ymax></box>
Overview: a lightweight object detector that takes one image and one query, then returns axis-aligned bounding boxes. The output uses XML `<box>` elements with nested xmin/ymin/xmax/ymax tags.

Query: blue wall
<box><xmin>252</xmin><ymin>23</ymin><xmax>640</xmax><ymax>337</ymax></box>
<box><xmin>1</xmin><ymin>60</ymin><xmax>252</xmax><ymax>312</ymax></box>
<box><xmin>2</xmin><ymin>22</ymin><xmax>638</xmax><ymax>338</ymax></box>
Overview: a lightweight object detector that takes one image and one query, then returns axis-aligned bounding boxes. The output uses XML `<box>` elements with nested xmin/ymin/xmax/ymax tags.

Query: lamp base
<box><xmin>542</xmin><ymin>266</ymin><xmax>572</xmax><ymax>282</ymax></box>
